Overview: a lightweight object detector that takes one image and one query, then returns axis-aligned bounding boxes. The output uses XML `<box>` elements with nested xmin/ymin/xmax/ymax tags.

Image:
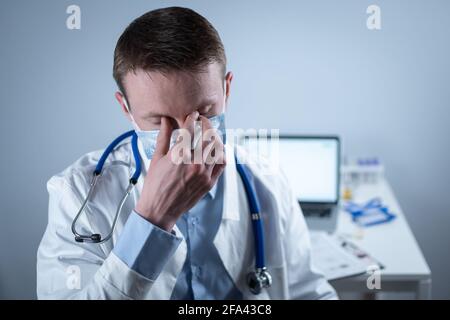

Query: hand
<box><xmin>134</xmin><ymin>111</ymin><xmax>226</xmax><ymax>232</ymax></box>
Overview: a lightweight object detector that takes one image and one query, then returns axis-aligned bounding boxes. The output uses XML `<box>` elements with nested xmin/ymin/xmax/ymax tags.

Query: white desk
<box><xmin>329</xmin><ymin>177</ymin><xmax>432</xmax><ymax>299</ymax></box>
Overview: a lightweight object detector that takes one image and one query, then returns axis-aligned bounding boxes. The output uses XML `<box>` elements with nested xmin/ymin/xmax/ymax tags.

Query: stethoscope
<box><xmin>71</xmin><ymin>130</ymin><xmax>272</xmax><ymax>294</ymax></box>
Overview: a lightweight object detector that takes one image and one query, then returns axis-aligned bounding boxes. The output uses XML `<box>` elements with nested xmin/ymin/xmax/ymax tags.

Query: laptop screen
<box><xmin>243</xmin><ymin>136</ymin><xmax>340</xmax><ymax>203</ymax></box>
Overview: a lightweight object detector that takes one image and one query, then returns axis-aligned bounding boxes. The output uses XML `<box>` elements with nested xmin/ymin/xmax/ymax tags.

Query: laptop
<box><xmin>240</xmin><ymin>135</ymin><xmax>340</xmax><ymax>232</ymax></box>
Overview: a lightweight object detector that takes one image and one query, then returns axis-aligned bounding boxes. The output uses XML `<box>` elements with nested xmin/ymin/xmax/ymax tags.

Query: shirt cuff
<box><xmin>113</xmin><ymin>210</ymin><xmax>182</xmax><ymax>280</ymax></box>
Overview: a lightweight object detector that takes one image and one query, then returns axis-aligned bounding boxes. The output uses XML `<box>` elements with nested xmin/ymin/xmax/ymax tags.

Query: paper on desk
<box><xmin>310</xmin><ymin>232</ymin><xmax>382</xmax><ymax>281</ymax></box>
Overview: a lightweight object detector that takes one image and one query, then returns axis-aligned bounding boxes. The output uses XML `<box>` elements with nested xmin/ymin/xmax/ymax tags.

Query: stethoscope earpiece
<box><xmin>74</xmin><ymin>233</ymin><xmax>102</xmax><ymax>243</ymax></box>
<box><xmin>90</xmin><ymin>234</ymin><xmax>101</xmax><ymax>242</ymax></box>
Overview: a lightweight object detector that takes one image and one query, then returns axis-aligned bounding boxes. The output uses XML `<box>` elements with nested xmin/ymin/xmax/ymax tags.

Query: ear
<box><xmin>115</xmin><ymin>91</ymin><xmax>132</xmax><ymax>120</ymax></box>
<box><xmin>224</xmin><ymin>71</ymin><xmax>233</xmax><ymax>107</ymax></box>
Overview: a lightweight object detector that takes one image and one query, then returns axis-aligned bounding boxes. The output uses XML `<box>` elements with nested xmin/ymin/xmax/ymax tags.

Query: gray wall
<box><xmin>0</xmin><ymin>0</ymin><xmax>449</xmax><ymax>299</ymax></box>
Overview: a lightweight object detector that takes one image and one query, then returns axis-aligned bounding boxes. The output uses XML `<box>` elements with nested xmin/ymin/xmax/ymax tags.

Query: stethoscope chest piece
<box><xmin>247</xmin><ymin>267</ymin><xmax>272</xmax><ymax>295</ymax></box>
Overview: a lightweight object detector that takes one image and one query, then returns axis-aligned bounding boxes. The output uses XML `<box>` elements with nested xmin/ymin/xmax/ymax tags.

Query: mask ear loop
<box><xmin>121</xmin><ymin>93</ymin><xmax>142</xmax><ymax>131</ymax></box>
<box><xmin>192</xmin><ymin>80</ymin><xmax>227</xmax><ymax>150</ymax></box>
<box><xmin>222</xmin><ymin>79</ymin><xmax>227</xmax><ymax>113</ymax></box>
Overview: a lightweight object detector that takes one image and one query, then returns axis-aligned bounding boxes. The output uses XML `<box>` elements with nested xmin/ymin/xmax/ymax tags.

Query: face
<box><xmin>115</xmin><ymin>62</ymin><xmax>233</xmax><ymax>131</ymax></box>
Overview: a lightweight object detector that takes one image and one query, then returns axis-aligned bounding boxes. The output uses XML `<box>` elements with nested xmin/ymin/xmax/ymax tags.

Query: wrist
<box><xmin>134</xmin><ymin>203</ymin><xmax>175</xmax><ymax>232</ymax></box>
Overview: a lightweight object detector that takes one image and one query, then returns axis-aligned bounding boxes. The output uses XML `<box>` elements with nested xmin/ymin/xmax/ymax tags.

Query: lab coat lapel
<box><xmin>213</xmin><ymin>145</ymin><xmax>255</xmax><ymax>295</ymax></box>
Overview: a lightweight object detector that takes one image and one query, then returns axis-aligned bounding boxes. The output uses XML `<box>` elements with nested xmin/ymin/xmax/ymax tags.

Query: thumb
<box><xmin>153</xmin><ymin>117</ymin><xmax>172</xmax><ymax>160</ymax></box>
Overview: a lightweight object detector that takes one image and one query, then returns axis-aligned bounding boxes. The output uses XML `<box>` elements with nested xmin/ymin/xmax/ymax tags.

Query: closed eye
<box><xmin>144</xmin><ymin>116</ymin><xmax>162</xmax><ymax>125</ymax></box>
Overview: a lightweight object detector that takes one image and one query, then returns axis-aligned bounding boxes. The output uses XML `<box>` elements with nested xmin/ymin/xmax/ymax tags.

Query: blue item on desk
<box><xmin>344</xmin><ymin>197</ymin><xmax>396</xmax><ymax>227</ymax></box>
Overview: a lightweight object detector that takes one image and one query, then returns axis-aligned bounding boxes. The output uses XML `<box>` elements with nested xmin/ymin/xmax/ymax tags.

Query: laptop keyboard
<box><xmin>301</xmin><ymin>206</ymin><xmax>332</xmax><ymax>218</ymax></box>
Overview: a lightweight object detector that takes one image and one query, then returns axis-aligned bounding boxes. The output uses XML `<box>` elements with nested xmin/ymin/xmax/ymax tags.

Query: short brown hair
<box><xmin>113</xmin><ymin>7</ymin><xmax>226</xmax><ymax>95</ymax></box>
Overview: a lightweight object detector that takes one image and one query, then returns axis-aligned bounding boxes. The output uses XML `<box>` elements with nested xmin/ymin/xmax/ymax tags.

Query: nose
<box><xmin>169</xmin><ymin>112</ymin><xmax>200</xmax><ymax>130</ymax></box>
<box><xmin>168</xmin><ymin>117</ymin><xmax>182</xmax><ymax>130</ymax></box>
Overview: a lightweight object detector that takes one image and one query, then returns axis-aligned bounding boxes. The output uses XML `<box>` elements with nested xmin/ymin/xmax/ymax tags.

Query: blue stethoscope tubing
<box><xmin>234</xmin><ymin>162</ymin><xmax>265</xmax><ymax>269</ymax></box>
<box><xmin>235</xmin><ymin>161</ymin><xmax>272</xmax><ymax>294</ymax></box>
<box><xmin>71</xmin><ymin>130</ymin><xmax>140</xmax><ymax>243</ymax></box>
<box><xmin>95</xmin><ymin>130</ymin><xmax>141</xmax><ymax>182</ymax></box>
<box><xmin>71</xmin><ymin>130</ymin><xmax>272</xmax><ymax>294</ymax></box>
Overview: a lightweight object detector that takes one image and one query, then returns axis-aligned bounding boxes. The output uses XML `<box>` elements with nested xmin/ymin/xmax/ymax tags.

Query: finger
<box><xmin>203</xmin><ymin>139</ymin><xmax>225</xmax><ymax>173</ymax></box>
<box><xmin>211</xmin><ymin>161</ymin><xmax>226</xmax><ymax>182</ymax></box>
<box><xmin>153</xmin><ymin>117</ymin><xmax>173</xmax><ymax>160</ymax></box>
<box><xmin>180</xmin><ymin>111</ymin><xmax>199</xmax><ymax>147</ymax></box>
<box><xmin>199</xmin><ymin>115</ymin><xmax>221</xmax><ymax>151</ymax></box>
<box><xmin>170</xmin><ymin>111</ymin><xmax>199</xmax><ymax>165</ymax></box>
<box><xmin>213</xmin><ymin>143</ymin><xmax>227</xmax><ymax>178</ymax></box>
<box><xmin>211</xmin><ymin>144</ymin><xmax>227</xmax><ymax>177</ymax></box>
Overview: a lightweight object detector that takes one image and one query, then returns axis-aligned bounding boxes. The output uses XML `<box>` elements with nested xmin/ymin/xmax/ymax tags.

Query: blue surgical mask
<box><xmin>123</xmin><ymin>98</ymin><xmax>226</xmax><ymax>160</ymax></box>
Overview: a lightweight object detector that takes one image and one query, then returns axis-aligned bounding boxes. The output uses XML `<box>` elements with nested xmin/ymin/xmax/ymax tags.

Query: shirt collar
<box><xmin>221</xmin><ymin>144</ymin><xmax>240</xmax><ymax>220</ymax></box>
<box><xmin>207</xmin><ymin>179</ymin><xmax>219</xmax><ymax>199</ymax></box>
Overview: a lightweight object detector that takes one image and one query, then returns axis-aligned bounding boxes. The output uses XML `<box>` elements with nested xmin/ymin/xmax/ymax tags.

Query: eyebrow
<box><xmin>197</xmin><ymin>96</ymin><xmax>219</xmax><ymax>108</ymax></box>
<box><xmin>142</xmin><ymin>96</ymin><xmax>219</xmax><ymax>118</ymax></box>
<box><xmin>142</xmin><ymin>111</ymin><xmax>164</xmax><ymax>118</ymax></box>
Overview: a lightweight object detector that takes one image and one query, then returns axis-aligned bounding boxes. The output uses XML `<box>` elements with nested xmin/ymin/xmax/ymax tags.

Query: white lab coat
<box><xmin>37</xmin><ymin>139</ymin><xmax>337</xmax><ymax>300</ymax></box>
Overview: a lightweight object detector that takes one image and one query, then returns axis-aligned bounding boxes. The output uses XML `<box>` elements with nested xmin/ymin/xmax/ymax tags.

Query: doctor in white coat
<box><xmin>37</xmin><ymin>7</ymin><xmax>337</xmax><ymax>300</ymax></box>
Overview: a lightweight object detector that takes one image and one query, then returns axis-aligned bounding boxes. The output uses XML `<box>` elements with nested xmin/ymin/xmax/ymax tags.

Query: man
<box><xmin>37</xmin><ymin>6</ymin><xmax>337</xmax><ymax>300</ymax></box>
